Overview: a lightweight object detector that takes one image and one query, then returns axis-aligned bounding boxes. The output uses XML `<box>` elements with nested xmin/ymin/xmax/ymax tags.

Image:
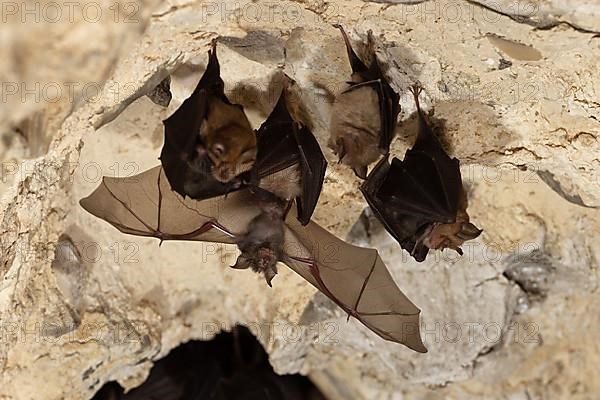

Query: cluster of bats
<box><xmin>80</xmin><ymin>26</ymin><xmax>481</xmax><ymax>353</ymax></box>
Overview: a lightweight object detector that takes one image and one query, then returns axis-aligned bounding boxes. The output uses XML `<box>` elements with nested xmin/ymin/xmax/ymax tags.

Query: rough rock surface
<box><xmin>0</xmin><ymin>1</ymin><xmax>598</xmax><ymax>399</ymax></box>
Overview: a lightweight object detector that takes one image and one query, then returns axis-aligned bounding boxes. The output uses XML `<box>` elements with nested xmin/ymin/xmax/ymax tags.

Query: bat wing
<box><xmin>294</xmin><ymin>121</ymin><xmax>327</xmax><ymax>225</ymax></box>
<box><xmin>334</xmin><ymin>24</ymin><xmax>370</xmax><ymax>75</ymax></box>
<box><xmin>80</xmin><ymin>166</ymin><xmax>262</xmax><ymax>244</ymax></box>
<box><xmin>283</xmin><ymin>208</ymin><xmax>427</xmax><ymax>352</ymax></box>
<box><xmin>254</xmin><ymin>87</ymin><xmax>327</xmax><ymax>225</ymax></box>
<box><xmin>361</xmin><ymin>126</ymin><xmax>462</xmax><ymax>262</ymax></box>
<box><xmin>160</xmin><ymin>40</ymin><xmax>241</xmax><ymax>200</ymax></box>
<box><xmin>370</xmin><ymin>59</ymin><xmax>401</xmax><ymax>154</ymax></box>
<box><xmin>360</xmin><ymin>156</ymin><xmax>428</xmax><ymax>258</ymax></box>
<box><xmin>80</xmin><ymin>166</ymin><xmax>424</xmax><ymax>351</ymax></box>
<box><xmin>254</xmin><ymin>92</ymin><xmax>300</xmax><ymax>178</ymax></box>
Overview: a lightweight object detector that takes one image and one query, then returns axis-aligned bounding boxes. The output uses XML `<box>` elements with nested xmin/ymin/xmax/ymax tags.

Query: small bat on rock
<box><xmin>80</xmin><ymin>166</ymin><xmax>426</xmax><ymax>352</ymax></box>
<box><xmin>361</xmin><ymin>86</ymin><xmax>482</xmax><ymax>262</ymax></box>
<box><xmin>328</xmin><ymin>25</ymin><xmax>401</xmax><ymax>178</ymax></box>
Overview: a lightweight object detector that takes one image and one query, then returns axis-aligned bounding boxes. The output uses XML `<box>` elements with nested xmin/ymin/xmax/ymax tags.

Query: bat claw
<box><xmin>409</xmin><ymin>84</ymin><xmax>423</xmax><ymax>110</ymax></box>
<box><xmin>334</xmin><ymin>137</ymin><xmax>347</xmax><ymax>163</ymax></box>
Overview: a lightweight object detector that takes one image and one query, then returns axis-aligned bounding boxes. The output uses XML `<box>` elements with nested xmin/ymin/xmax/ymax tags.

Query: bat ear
<box><xmin>231</xmin><ymin>255</ymin><xmax>251</xmax><ymax>270</ymax></box>
<box><xmin>264</xmin><ymin>267</ymin><xmax>277</xmax><ymax>287</ymax></box>
<box><xmin>458</xmin><ymin>222</ymin><xmax>483</xmax><ymax>240</ymax></box>
<box><xmin>353</xmin><ymin>165</ymin><xmax>368</xmax><ymax>179</ymax></box>
<box><xmin>334</xmin><ymin>137</ymin><xmax>347</xmax><ymax>163</ymax></box>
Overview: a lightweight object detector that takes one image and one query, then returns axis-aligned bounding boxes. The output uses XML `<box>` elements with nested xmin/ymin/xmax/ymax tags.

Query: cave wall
<box><xmin>0</xmin><ymin>1</ymin><xmax>599</xmax><ymax>399</ymax></box>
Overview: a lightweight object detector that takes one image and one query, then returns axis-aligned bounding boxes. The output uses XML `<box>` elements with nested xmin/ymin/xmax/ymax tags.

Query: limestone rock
<box><xmin>0</xmin><ymin>1</ymin><xmax>599</xmax><ymax>399</ymax></box>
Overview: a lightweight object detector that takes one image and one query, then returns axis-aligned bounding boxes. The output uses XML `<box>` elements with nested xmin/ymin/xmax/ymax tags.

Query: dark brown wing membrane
<box><xmin>360</xmin><ymin>89</ymin><xmax>463</xmax><ymax>262</ymax></box>
<box><xmin>254</xmin><ymin>87</ymin><xmax>327</xmax><ymax>225</ymax></box>
<box><xmin>160</xmin><ymin>40</ymin><xmax>243</xmax><ymax>200</ymax></box>
<box><xmin>284</xmin><ymin>207</ymin><xmax>427</xmax><ymax>352</ymax></box>
<box><xmin>294</xmin><ymin>122</ymin><xmax>327</xmax><ymax>225</ymax></box>
<box><xmin>254</xmin><ymin>90</ymin><xmax>299</xmax><ymax>179</ymax></box>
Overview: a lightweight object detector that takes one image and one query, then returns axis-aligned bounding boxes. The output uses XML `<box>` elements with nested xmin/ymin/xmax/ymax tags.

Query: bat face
<box><xmin>232</xmin><ymin>198</ymin><xmax>286</xmax><ymax>286</ymax></box>
<box><xmin>199</xmin><ymin>96</ymin><xmax>257</xmax><ymax>183</ymax></box>
<box><xmin>422</xmin><ymin>187</ymin><xmax>482</xmax><ymax>254</ymax></box>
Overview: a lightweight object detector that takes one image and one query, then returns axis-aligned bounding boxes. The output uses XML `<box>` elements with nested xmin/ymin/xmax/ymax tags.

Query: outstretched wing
<box><xmin>80</xmin><ymin>166</ymin><xmax>261</xmax><ymax>244</ymax></box>
<box><xmin>282</xmin><ymin>207</ymin><xmax>427</xmax><ymax>352</ymax></box>
<box><xmin>80</xmin><ymin>166</ymin><xmax>425</xmax><ymax>351</ymax></box>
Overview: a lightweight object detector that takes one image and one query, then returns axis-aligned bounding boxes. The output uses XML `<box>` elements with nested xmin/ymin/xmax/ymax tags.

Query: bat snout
<box><xmin>213</xmin><ymin>163</ymin><xmax>235</xmax><ymax>182</ymax></box>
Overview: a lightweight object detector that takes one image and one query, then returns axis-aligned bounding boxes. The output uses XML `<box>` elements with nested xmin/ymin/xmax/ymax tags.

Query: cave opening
<box><xmin>92</xmin><ymin>325</ymin><xmax>326</xmax><ymax>400</ymax></box>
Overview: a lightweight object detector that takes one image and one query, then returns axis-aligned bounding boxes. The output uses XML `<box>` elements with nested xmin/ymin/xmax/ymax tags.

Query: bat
<box><xmin>230</xmin><ymin>188</ymin><xmax>287</xmax><ymax>286</ymax></box>
<box><xmin>328</xmin><ymin>25</ymin><xmax>401</xmax><ymax>178</ymax></box>
<box><xmin>160</xmin><ymin>38</ymin><xmax>256</xmax><ymax>199</ymax></box>
<box><xmin>80</xmin><ymin>165</ymin><xmax>427</xmax><ymax>352</ymax></box>
<box><xmin>361</xmin><ymin>86</ymin><xmax>482</xmax><ymax>262</ymax></box>
<box><xmin>252</xmin><ymin>78</ymin><xmax>327</xmax><ymax>225</ymax></box>
<box><xmin>162</xmin><ymin>58</ymin><xmax>326</xmax><ymax>225</ymax></box>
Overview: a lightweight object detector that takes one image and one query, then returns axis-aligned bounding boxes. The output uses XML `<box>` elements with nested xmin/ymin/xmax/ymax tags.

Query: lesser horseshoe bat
<box><xmin>328</xmin><ymin>25</ymin><xmax>401</xmax><ymax>178</ymax></box>
<box><xmin>361</xmin><ymin>86</ymin><xmax>482</xmax><ymax>262</ymax></box>
<box><xmin>80</xmin><ymin>166</ymin><xmax>426</xmax><ymax>352</ymax></box>
<box><xmin>160</xmin><ymin>39</ymin><xmax>256</xmax><ymax>199</ymax></box>
<box><xmin>162</xmin><ymin>50</ymin><xmax>326</xmax><ymax>226</ymax></box>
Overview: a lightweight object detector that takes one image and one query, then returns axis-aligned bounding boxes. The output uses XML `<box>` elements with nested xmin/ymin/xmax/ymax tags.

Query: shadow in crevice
<box><xmin>92</xmin><ymin>325</ymin><xmax>326</xmax><ymax>400</ymax></box>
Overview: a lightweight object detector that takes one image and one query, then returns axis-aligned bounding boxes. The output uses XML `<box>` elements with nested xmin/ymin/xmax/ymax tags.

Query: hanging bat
<box><xmin>216</xmin><ymin>79</ymin><xmax>327</xmax><ymax>285</ymax></box>
<box><xmin>328</xmin><ymin>25</ymin><xmax>400</xmax><ymax>178</ymax></box>
<box><xmin>160</xmin><ymin>38</ymin><xmax>256</xmax><ymax>199</ymax></box>
<box><xmin>361</xmin><ymin>86</ymin><xmax>482</xmax><ymax>262</ymax></box>
<box><xmin>252</xmin><ymin>78</ymin><xmax>327</xmax><ymax>225</ymax></box>
<box><xmin>80</xmin><ymin>166</ymin><xmax>426</xmax><ymax>352</ymax></box>
<box><xmin>162</xmin><ymin>58</ymin><xmax>326</xmax><ymax>224</ymax></box>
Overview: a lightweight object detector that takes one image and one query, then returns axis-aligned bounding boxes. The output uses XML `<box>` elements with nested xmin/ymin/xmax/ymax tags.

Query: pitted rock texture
<box><xmin>0</xmin><ymin>1</ymin><xmax>598</xmax><ymax>399</ymax></box>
